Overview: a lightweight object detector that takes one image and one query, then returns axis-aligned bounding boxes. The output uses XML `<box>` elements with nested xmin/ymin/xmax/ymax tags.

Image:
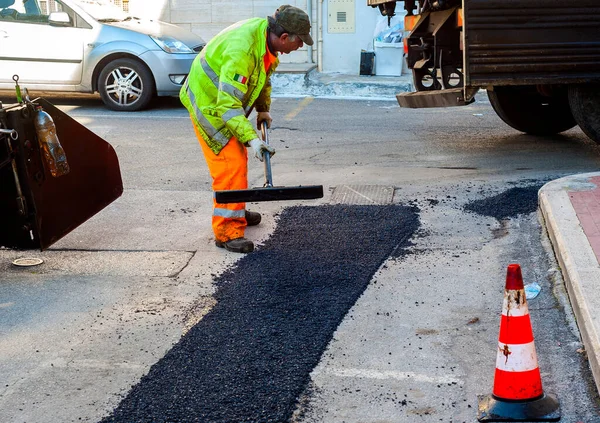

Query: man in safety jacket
<box><xmin>180</xmin><ymin>5</ymin><xmax>313</xmax><ymax>253</ymax></box>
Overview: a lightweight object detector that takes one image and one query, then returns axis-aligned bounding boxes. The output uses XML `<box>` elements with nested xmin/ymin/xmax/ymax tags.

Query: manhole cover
<box><xmin>330</xmin><ymin>185</ymin><xmax>394</xmax><ymax>205</ymax></box>
<box><xmin>12</xmin><ymin>258</ymin><xmax>44</xmax><ymax>267</ymax></box>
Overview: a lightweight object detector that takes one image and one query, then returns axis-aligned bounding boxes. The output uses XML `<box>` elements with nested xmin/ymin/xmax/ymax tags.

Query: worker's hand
<box><xmin>257</xmin><ymin>112</ymin><xmax>272</xmax><ymax>129</ymax></box>
<box><xmin>249</xmin><ymin>138</ymin><xmax>275</xmax><ymax>162</ymax></box>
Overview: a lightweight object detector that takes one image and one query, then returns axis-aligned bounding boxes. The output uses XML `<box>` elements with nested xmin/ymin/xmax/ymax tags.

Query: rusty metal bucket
<box><xmin>0</xmin><ymin>98</ymin><xmax>123</xmax><ymax>250</ymax></box>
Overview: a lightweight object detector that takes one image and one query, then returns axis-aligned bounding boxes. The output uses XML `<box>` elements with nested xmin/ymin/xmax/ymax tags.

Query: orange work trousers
<box><xmin>193</xmin><ymin>125</ymin><xmax>248</xmax><ymax>242</ymax></box>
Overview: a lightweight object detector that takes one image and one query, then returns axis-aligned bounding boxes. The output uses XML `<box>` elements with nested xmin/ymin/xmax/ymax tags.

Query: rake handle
<box><xmin>260</xmin><ymin>121</ymin><xmax>274</xmax><ymax>188</ymax></box>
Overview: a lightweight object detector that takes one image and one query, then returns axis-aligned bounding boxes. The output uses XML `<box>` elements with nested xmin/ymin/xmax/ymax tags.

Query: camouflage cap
<box><xmin>274</xmin><ymin>5</ymin><xmax>314</xmax><ymax>46</ymax></box>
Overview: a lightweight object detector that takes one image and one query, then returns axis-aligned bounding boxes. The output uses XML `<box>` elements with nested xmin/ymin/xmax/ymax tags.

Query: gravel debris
<box><xmin>463</xmin><ymin>184</ymin><xmax>545</xmax><ymax>221</ymax></box>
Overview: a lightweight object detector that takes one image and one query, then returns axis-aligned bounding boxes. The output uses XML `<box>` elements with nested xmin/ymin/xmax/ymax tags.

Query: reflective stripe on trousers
<box><xmin>193</xmin><ymin>124</ymin><xmax>248</xmax><ymax>242</ymax></box>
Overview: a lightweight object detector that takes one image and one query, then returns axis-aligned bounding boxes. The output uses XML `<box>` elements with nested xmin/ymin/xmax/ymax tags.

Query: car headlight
<box><xmin>150</xmin><ymin>35</ymin><xmax>194</xmax><ymax>54</ymax></box>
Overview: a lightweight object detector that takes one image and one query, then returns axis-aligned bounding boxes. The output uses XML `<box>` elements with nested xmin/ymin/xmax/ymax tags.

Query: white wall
<box><xmin>321</xmin><ymin>1</ymin><xmax>381</xmax><ymax>73</ymax></box>
<box><xmin>124</xmin><ymin>0</ymin><xmax>315</xmax><ymax>64</ymax></box>
<box><xmin>122</xmin><ymin>0</ymin><xmax>391</xmax><ymax>75</ymax></box>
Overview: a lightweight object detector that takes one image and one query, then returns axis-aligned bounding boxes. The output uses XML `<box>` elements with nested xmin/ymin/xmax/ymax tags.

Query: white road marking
<box><xmin>313</xmin><ymin>367</ymin><xmax>463</xmax><ymax>384</ymax></box>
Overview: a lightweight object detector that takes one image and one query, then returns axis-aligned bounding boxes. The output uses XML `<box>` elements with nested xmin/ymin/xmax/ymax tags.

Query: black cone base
<box><xmin>477</xmin><ymin>393</ymin><xmax>560</xmax><ymax>422</ymax></box>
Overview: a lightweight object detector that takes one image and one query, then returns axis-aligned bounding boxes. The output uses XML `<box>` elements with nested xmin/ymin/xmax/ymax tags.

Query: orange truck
<box><xmin>368</xmin><ymin>0</ymin><xmax>600</xmax><ymax>144</ymax></box>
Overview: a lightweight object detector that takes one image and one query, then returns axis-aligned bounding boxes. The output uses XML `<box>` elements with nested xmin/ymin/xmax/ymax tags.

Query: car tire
<box><xmin>487</xmin><ymin>85</ymin><xmax>576</xmax><ymax>136</ymax></box>
<box><xmin>98</xmin><ymin>58</ymin><xmax>155</xmax><ymax>112</ymax></box>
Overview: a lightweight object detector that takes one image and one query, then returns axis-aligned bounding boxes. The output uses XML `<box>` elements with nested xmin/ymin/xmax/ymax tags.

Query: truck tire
<box><xmin>98</xmin><ymin>58</ymin><xmax>155</xmax><ymax>112</ymax></box>
<box><xmin>568</xmin><ymin>84</ymin><xmax>600</xmax><ymax>144</ymax></box>
<box><xmin>487</xmin><ymin>86</ymin><xmax>576</xmax><ymax>136</ymax></box>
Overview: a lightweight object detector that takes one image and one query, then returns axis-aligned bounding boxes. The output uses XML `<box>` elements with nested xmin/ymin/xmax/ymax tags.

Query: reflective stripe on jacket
<box><xmin>180</xmin><ymin>18</ymin><xmax>279</xmax><ymax>154</ymax></box>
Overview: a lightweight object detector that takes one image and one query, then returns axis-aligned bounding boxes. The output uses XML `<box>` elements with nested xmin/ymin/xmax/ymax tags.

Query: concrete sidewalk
<box><xmin>272</xmin><ymin>63</ymin><xmax>413</xmax><ymax>100</ymax></box>
<box><xmin>539</xmin><ymin>172</ymin><xmax>600</xmax><ymax>396</ymax></box>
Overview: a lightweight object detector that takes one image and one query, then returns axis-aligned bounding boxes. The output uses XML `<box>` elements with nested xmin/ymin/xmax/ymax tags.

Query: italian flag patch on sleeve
<box><xmin>233</xmin><ymin>73</ymin><xmax>248</xmax><ymax>84</ymax></box>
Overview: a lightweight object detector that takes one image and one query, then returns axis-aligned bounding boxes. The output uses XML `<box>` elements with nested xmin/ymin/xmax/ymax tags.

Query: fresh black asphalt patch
<box><xmin>100</xmin><ymin>204</ymin><xmax>419</xmax><ymax>423</ymax></box>
<box><xmin>464</xmin><ymin>184</ymin><xmax>544</xmax><ymax>221</ymax></box>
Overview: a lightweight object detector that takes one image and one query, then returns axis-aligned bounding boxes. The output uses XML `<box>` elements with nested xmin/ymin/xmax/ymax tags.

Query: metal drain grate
<box><xmin>330</xmin><ymin>185</ymin><xmax>394</xmax><ymax>205</ymax></box>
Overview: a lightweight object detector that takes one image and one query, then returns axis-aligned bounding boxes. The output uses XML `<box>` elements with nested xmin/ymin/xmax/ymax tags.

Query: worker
<box><xmin>180</xmin><ymin>5</ymin><xmax>313</xmax><ymax>254</ymax></box>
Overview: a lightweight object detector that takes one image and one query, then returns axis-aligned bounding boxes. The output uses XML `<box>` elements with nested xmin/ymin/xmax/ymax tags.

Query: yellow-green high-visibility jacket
<box><xmin>180</xmin><ymin>18</ymin><xmax>279</xmax><ymax>154</ymax></box>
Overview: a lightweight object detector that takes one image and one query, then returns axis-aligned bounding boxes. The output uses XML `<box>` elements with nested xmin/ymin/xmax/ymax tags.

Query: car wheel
<box><xmin>98</xmin><ymin>58</ymin><xmax>154</xmax><ymax>111</ymax></box>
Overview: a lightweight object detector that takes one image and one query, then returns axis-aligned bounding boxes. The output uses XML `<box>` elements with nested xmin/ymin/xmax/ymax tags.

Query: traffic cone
<box><xmin>477</xmin><ymin>264</ymin><xmax>560</xmax><ymax>422</ymax></box>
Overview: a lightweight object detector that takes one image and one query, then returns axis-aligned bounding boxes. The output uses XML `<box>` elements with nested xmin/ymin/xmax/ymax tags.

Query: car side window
<box><xmin>0</xmin><ymin>0</ymin><xmax>68</xmax><ymax>24</ymax></box>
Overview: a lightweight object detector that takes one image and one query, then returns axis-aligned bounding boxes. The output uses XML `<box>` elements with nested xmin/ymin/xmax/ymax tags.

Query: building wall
<box><xmin>322</xmin><ymin>0</ymin><xmax>381</xmax><ymax>73</ymax></box>
<box><xmin>119</xmin><ymin>0</ymin><xmax>390</xmax><ymax>74</ymax></box>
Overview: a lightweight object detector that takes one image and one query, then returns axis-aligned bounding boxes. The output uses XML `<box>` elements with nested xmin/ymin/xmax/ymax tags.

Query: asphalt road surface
<box><xmin>1</xmin><ymin>92</ymin><xmax>600</xmax><ymax>422</ymax></box>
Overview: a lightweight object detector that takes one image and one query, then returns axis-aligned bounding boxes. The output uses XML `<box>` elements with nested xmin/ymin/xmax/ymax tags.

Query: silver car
<box><xmin>0</xmin><ymin>0</ymin><xmax>205</xmax><ymax>111</ymax></box>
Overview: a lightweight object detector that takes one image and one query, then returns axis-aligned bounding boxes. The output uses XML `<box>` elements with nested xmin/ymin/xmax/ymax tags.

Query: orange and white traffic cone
<box><xmin>477</xmin><ymin>264</ymin><xmax>560</xmax><ymax>422</ymax></box>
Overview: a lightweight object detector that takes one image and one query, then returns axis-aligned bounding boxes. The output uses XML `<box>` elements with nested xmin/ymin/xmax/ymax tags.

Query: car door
<box><xmin>0</xmin><ymin>0</ymin><xmax>87</xmax><ymax>87</ymax></box>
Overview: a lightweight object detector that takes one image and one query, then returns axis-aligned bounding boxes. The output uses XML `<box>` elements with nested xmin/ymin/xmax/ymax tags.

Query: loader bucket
<box><xmin>0</xmin><ymin>98</ymin><xmax>123</xmax><ymax>250</ymax></box>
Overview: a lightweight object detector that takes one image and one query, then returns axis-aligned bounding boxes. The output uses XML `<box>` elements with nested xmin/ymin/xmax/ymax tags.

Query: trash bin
<box><xmin>374</xmin><ymin>41</ymin><xmax>404</xmax><ymax>76</ymax></box>
<box><xmin>360</xmin><ymin>50</ymin><xmax>375</xmax><ymax>75</ymax></box>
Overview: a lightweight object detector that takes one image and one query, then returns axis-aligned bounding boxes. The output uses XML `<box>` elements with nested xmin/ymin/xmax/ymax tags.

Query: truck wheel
<box><xmin>98</xmin><ymin>58</ymin><xmax>155</xmax><ymax>112</ymax></box>
<box><xmin>568</xmin><ymin>84</ymin><xmax>600</xmax><ymax>144</ymax></box>
<box><xmin>487</xmin><ymin>86</ymin><xmax>576</xmax><ymax>135</ymax></box>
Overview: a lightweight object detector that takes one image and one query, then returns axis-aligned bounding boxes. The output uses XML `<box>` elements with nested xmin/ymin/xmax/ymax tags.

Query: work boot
<box><xmin>245</xmin><ymin>210</ymin><xmax>261</xmax><ymax>226</ymax></box>
<box><xmin>215</xmin><ymin>237</ymin><xmax>254</xmax><ymax>253</ymax></box>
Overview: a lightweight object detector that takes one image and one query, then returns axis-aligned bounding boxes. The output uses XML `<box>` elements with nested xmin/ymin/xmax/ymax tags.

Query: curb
<box><xmin>539</xmin><ymin>173</ymin><xmax>600</xmax><ymax>396</ymax></box>
<box><xmin>271</xmin><ymin>69</ymin><xmax>413</xmax><ymax>100</ymax></box>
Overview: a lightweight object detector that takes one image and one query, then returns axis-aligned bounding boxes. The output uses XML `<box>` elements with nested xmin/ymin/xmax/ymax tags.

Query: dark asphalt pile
<box><xmin>100</xmin><ymin>204</ymin><xmax>419</xmax><ymax>423</ymax></box>
<box><xmin>463</xmin><ymin>184</ymin><xmax>544</xmax><ymax>220</ymax></box>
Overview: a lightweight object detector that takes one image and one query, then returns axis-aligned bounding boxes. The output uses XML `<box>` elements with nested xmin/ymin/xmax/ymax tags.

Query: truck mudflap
<box><xmin>0</xmin><ymin>98</ymin><xmax>123</xmax><ymax>250</ymax></box>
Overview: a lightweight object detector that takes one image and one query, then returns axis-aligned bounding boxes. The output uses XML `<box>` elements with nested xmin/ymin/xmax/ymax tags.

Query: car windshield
<box><xmin>73</xmin><ymin>0</ymin><xmax>130</xmax><ymax>21</ymax></box>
